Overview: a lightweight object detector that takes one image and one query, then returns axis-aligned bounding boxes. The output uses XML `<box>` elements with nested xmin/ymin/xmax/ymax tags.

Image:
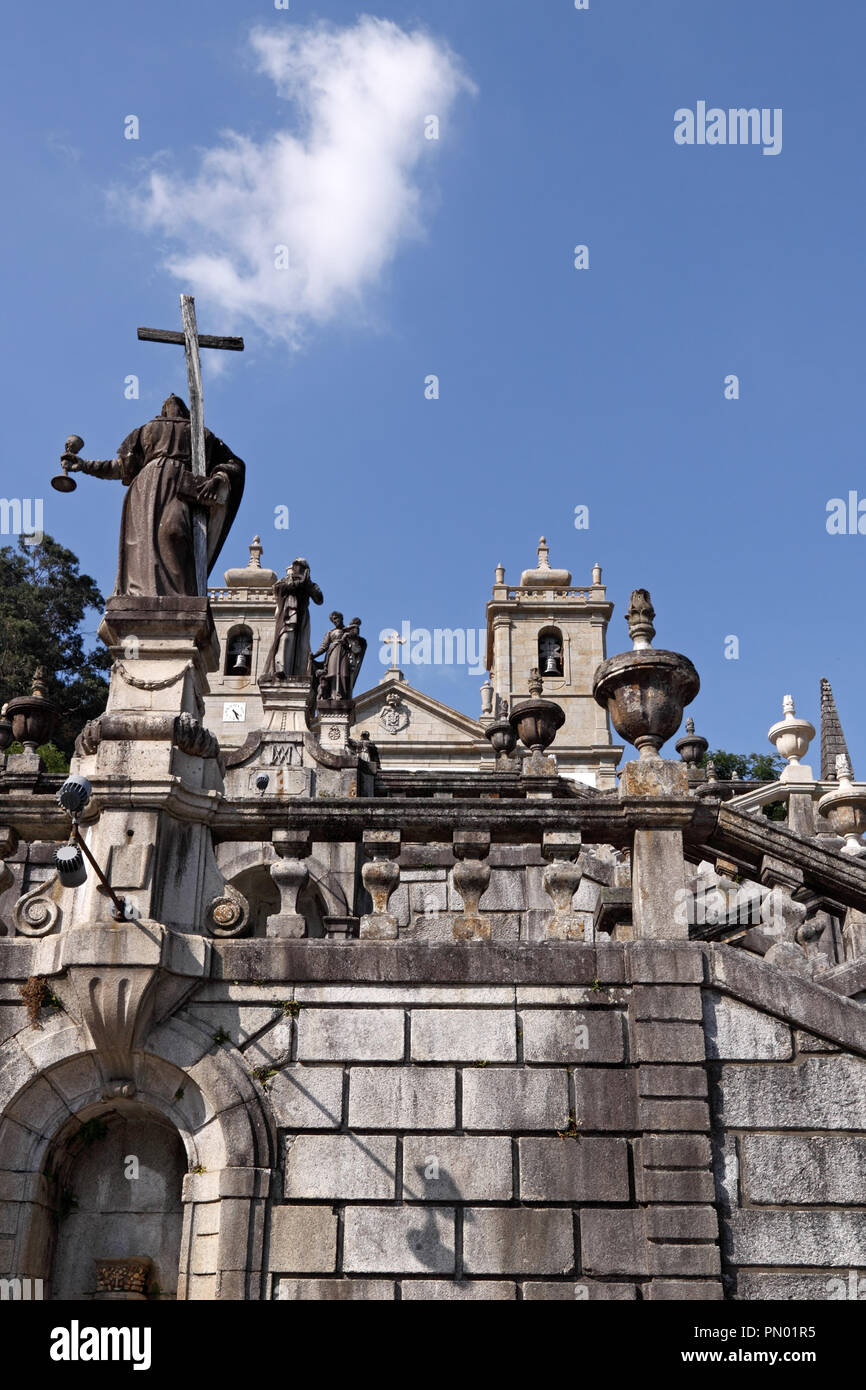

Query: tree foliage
<box><xmin>0</xmin><ymin>535</ymin><xmax>110</xmax><ymax>754</ymax></box>
<box><xmin>702</xmin><ymin>750</ymin><xmax>785</xmax><ymax>782</ymax></box>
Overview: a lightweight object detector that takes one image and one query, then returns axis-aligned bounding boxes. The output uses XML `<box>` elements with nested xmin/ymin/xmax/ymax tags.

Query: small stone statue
<box><xmin>61</xmin><ymin>395</ymin><xmax>244</xmax><ymax>597</ymax></box>
<box><xmin>262</xmin><ymin>559</ymin><xmax>323</xmax><ymax>679</ymax></box>
<box><xmin>311</xmin><ymin>613</ymin><xmax>367</xmax><ymax>702</ymax></box>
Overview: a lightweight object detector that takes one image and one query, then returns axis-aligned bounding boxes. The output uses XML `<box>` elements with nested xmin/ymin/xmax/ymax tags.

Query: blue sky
<box><xmin>3</xmin><ymin>0</ymin><xmax>864</xmax><ymax>769</ymax></box>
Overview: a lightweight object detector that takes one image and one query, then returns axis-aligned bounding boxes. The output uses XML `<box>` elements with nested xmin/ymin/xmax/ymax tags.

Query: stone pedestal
<box><xmin>621</xmin><ymin>760</ymin><xmax>688</xmax><ymax>940</ymax></box>
<box><xmin>317</xmin><ymin>699</ymin><xmax>354</xmax><ymax>755</ymax></box>
<box><xmin>258</xmin><ymin>677</ymin><xmax>312</xmax><ymax>733</ymax></box>
<box><xmin>68</xmin><ymin>597</ymin><xmax>227</xmax><ymax>932</ymax></box>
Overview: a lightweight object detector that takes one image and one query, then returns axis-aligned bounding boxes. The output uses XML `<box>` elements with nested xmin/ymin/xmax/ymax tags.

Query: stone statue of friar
<box><xmin>61</xmin><ymin>395</ymin><xmax>245</xmax><ymax>597</ymax></box>
<box><xmin>263</xmin><ymin>559</ymin><xmax>323</xmax><ymax>680</ymax></box>
<box><xmin>311</xmin><ymin>613</ymin><xmax>367</xmax><ymax>701</ymax></box>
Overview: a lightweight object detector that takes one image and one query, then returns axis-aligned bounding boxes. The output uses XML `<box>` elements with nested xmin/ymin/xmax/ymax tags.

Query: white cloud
<box><xmin>131</xmin><ymin>19</ymin><xmax>474</xmax><ymax>345</ymax></box>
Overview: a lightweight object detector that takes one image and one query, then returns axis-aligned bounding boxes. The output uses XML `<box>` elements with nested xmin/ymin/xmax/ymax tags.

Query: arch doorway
<box><xmin>50</xmin><ymin>1103</ymin><xmax>185</xmax><ymax>1300</ymax></box>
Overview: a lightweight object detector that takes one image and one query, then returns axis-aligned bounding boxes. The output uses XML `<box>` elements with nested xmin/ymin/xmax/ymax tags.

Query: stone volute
<box><xmin>5</xmin><ymin>667</ymin><xmax>58</xmax><ymax>752</ymax></box>
<box><xmin>592</xmin><ymin>591</ymin><xmax>699</xmax><ymax>759</ymax></box>
<box><xmin>817</xmin><ymin>756</ymin><xmax>866</xmax><ymax>856</ymax></box>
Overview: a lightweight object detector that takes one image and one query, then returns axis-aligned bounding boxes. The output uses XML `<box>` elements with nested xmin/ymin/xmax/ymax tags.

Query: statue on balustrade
<box><xmin>262</xmin><ymin>559</ymin><xmax>324</xmax><ymax>680</ymax></box>
<box><xmin>311</xmin><ymin>613</ymin><xmax>367</xmax><ymax>703</ymax></box>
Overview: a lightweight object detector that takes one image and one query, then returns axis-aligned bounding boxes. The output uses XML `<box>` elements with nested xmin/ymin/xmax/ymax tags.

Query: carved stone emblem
<box><xmin>379</xmin><ymin>690</ymin><xmax>409</xmax><ymax>735</ymax></box>
<box><xmin>206</xmin><ymin>883</ymin><xmax>251</xmax><ymax>937</ymax></box>
<box><xmin>94</xmin><ymin>1257</ymin><xmax>152</xmax><ymax>1296</ymax></box>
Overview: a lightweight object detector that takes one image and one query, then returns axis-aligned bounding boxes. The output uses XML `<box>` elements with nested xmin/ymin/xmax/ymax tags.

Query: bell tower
<box><xmin>484</xmin><ymin>538</ymin><xmax>622</xmax><ymax>788</ymax></box>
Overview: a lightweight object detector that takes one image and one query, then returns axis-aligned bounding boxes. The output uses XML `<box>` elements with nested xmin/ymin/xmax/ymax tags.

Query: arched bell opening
<box><xmin>224</xmin><ymin>625</ymin><xmax>254</xmax><ymax>677</ymax></box>
<box><xmin>538</xmin><ymin>627</ymin><xmax>564</xmax><ymax>679</ymax></box>
<box><xmin>46</xmin><ymin>1099</ymin><xmax>186</xmax><ymax>1301</ymax></box>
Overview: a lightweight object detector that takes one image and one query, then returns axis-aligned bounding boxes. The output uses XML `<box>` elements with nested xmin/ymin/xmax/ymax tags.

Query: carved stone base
<box><xmin>94</xmin><ymin>1256</ymin><xmax>152</xmax><ymax>1299</ymax></box>
<box><xmin>451</xmin><ymin>913</ymin><xmax>491</xmax><ymax>943</ymax></box>
<box><xmin>359</xmin><ymin>912</ymin><xmax>398</xmax><ymax>941</ymax></box>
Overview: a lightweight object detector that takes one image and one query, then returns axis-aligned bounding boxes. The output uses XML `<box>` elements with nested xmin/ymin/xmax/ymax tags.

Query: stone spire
<box><xmin>820</xmin><ymin>678</ymin><xmax>853</xmax><ymax>781</ymax></box>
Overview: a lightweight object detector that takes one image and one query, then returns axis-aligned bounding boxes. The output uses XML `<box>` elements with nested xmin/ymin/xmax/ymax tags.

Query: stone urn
<box><xmin>675</xmin><ymin>717</ymin><xmax>708</xmax><ymax>777</ymax></box>
<box><xmin>768</xmin><ymin>695</ymin><xmax>815</xmax><ymax>781</ymax></box>
<box><xmin>485</xmin><ymin>696</ymin><xmax>519</xmax><ymax>762</ymax></box>
<box><xmin>509</xmin><ymin>670</ymin><xmax>565</xmax><ymax>753</ymax></box>
<box><xmin>4</xmin><ymin>668</ymin><xmax>58</xmax><ymax>752</ymax></box>
<box><xmin>592</xmin><ymin>591</ymin><xmax>699</xmax><ymax>759</ymax></box>
<box><xmin>0</xmin><ymin>707</ymin><xmax>13</xmax><ymax>753</ymax></box>
<box><xmin>818</xmin><ymin>756</ymin><xmax>866</xmax><ymax>855</ymax></box>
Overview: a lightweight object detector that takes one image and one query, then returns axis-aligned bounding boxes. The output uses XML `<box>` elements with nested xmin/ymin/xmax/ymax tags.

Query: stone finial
<box><xmin>818</xmin><ymin>755</ymin><xmax>866</xmax><ymax>855</ymax></box>
<box><xmin>480</xmin><ymin>677</ymin><xmax>494</xmax><ymax>717</ymax></box>
<box><xmin>519</xmin><ymin>538</ymin><xmax>572</xmax><ymax>588</ymax></box>
<box><xmin>836</xmin><ymin>753</ymin><xmax>853</xmax><ymax>785</ymax></box>
<box><xmin>224</xmin><ymin>537</ymin><xmax>277</xmax><ymax>589</ymax></box>
<box><xmin>706</xmin><ymin>759</ymin><xmax>718</xmax><ymax>783</ymax></box>
<box><xmin>675</xmin><ymin>715</ymin><xmax>709</xmax><ymax>777</ymax></box>
<box><xmin>32</xmin><ymin>667</ymin><xmax>48</xmax><ymax>700</ymax></box>
<box><xmin>494</xmin><ymin>563</ymin><xmax>505</xmax><ymax>584</ymax></box>
<box><xmin>626</xmin><ymin>590</ymin><xmax>656</xmax><ymax>650</ymax></box>
<box><xmin>592</xmin><ymin>563</ymin><xmax>602</xmax><ymax>585</ymax></box>
<box><xmin>768</xmin><ymin>694</ymin><xmax>815</xmax><ymax>783</ymax></box>
<box><xmin>820</xmin><ymin>678</ymin><xmax>853</xmax><ymax>781</ymax></box>
<box><xmin>528</xmin><ymin>667</ymin><xmax>543</xmax><ymax>697</ymax></box>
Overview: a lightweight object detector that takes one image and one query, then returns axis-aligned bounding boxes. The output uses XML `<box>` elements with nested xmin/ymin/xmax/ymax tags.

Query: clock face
<box><xmin>222</xmin><ymin>702</ymin><xmax>246</xmax><ymax>723</ymax></box>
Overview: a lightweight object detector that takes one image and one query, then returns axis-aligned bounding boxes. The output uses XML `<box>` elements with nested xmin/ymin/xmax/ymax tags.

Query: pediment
<box><xmin>351</xmin><ymin>676</ymin><xmax>485</xmax><ymax>746</ymax></box>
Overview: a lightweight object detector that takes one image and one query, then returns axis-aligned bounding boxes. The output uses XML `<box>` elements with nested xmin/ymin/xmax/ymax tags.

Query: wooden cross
<box><xmin>137</xmin><ymin>295</ymin><xmax>244</xmax><ymax>595</ymax></box>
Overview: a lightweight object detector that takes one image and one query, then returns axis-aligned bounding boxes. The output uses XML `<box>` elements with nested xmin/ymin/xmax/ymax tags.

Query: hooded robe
<box><xmin>111</xmin><ymin>398</ymin><xmax>245</xmax><ymax>597</ymax></box>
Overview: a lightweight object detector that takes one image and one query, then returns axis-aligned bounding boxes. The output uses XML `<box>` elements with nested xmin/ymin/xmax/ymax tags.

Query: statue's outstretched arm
<box><xmin>61</xmin><ymin>453</ymin><xmax>123</xmax><ymax>480</ymax></box>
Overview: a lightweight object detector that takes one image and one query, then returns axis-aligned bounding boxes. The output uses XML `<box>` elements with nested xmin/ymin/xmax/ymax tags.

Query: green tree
<box><xmin>0</xmin><ymin>535</ymin><xmax>110</xmax><ymax>756</ymax></box>
<box><xmin>702</xmin><ymin>750</ymin><xmax>785</xmax><ymax>782</ymax></box>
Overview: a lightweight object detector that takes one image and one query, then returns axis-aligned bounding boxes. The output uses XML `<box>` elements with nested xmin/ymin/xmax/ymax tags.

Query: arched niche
<box><xmin>0</xmin><ymin>1014</ymin><xmax>274</xmax><ymax>1300</ymax></box>
<box><xmin>49</xmin><ymin>1101</ymin><xmax>185</xmax><ymax>1300</ymax></box>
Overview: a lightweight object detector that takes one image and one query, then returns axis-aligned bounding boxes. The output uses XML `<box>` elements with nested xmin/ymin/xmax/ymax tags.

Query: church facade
<box><xmin>0</xmin><ymin>530</ymin><xmax>864</xmax><ymax>1301</ymax></box>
